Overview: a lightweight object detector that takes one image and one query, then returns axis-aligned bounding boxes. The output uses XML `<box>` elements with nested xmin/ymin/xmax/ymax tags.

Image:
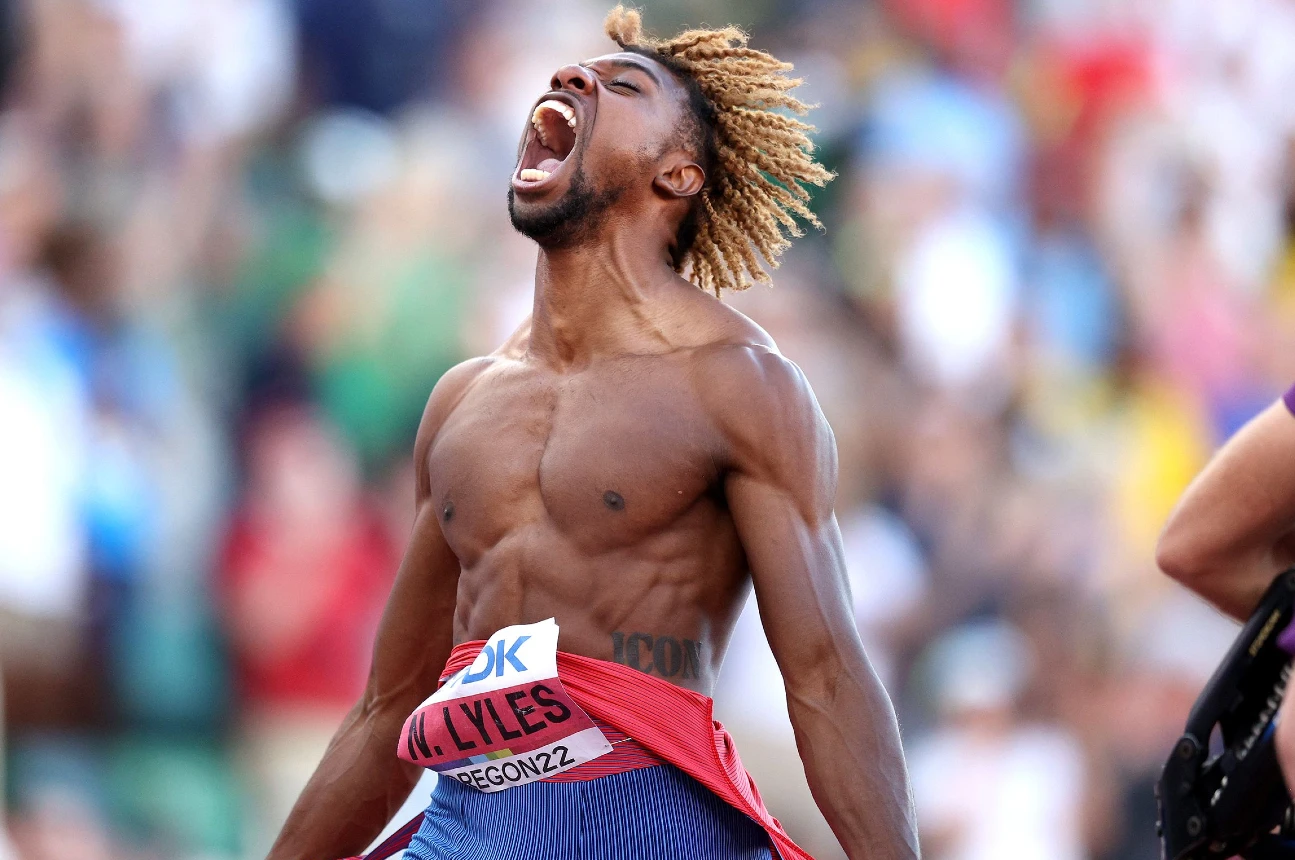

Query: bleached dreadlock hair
<box><xmin>604</xmin><ymin>5</ymin><xmax>833</xmax><ymax>296</ymax></box>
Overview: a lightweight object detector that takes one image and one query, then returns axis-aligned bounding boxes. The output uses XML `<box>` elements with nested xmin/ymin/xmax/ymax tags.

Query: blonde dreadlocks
<box><xmin>604</xmin><ymin>5</ymin><xmax>833</xmax><ymax>296</ymax></box>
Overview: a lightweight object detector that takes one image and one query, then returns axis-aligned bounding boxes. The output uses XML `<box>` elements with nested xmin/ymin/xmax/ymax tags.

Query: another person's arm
<box><xmin>1156</xmin><ymin>390</ymin><xmax>1295</xmax><ymax>621</ymax></box>
<box><xmin>266</xmin><ymin>361</ymin><xmax>486</xmax><ymax>860</ymax></box>
<box><xmin>713</xmin><ymin>347</ymin><xmax>919</xmax><ymax>860</ymax></box>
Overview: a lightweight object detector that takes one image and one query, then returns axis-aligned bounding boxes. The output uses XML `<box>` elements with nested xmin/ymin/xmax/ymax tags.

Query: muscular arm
<box><xmin>1156</xmin><ymin>398</ymin><xmax>1295</xmax><ymax>621</ymax></box>
<box><xmin>266</xmin><ymin>360</ymin><xmax>487</xmax><ymax>860</ymax></box>
<box><xmin>709</xmin><ymin>347</ymin><xmax>919</xmax><ymax>860</ymax></box>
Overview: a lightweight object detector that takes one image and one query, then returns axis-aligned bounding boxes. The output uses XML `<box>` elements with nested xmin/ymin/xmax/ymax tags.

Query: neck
<box><xmin>528</xmin><ymin>224</ymin><xmax>682</xmax><ymax>367</ymax></box>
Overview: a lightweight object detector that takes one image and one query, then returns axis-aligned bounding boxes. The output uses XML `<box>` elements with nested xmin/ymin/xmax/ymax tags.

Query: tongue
<box><xmin>537</xmin><ymin>157</ymin><xmax>562</xmax><ymax>172</ymax></box>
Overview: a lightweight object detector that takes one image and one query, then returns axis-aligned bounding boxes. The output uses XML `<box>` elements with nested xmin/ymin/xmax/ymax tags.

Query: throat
<box><xmin>528</xmin><ymin>247</ymin><xmax>679</xmax><ymax>366</ymax></box>
<box><xmin>521</xmin><ymin>187</ymin><xmax>699</xmax><ymax>364</ymax></box>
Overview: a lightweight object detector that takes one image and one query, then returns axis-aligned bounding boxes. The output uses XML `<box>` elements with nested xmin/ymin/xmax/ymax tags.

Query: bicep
<box><xmin>717</xmin><ymin>353</ymin><xmax>864</xmax><ymax>681</ymax></box>
<box><xmin>727</xmin><ymin>470</ymin><xmax>864</xmax><ymax>682</ymax></box>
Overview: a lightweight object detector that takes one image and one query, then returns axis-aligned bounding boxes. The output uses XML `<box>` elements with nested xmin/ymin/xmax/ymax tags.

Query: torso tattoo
<box><xmin>611</xmin><ymin>631</ymin><xmax>703</xmax><ymax>680</ymax></box>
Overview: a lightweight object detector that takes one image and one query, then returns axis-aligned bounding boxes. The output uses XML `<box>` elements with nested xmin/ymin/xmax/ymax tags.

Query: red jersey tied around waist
<box><xmin>386</xmin><ymin>619</ymin><xmax>815</xmax><ymax>860</ymax></box>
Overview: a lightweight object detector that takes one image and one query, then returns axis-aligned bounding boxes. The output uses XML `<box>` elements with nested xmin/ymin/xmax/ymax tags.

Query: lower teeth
<box><xmin>519</xmin><ymin>168</ymin><xmax>551</xmax><ymax>182</ymax></box>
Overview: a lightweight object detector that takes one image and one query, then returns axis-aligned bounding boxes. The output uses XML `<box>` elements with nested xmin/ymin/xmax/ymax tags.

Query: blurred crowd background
<box><xmin>2</xmin><ymin>0</ymin><xmax>1294</xmax><ymax>857</ymax></box>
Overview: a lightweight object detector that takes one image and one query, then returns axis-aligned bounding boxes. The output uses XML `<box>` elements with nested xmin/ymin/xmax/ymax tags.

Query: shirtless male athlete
<box><xmin>267</xmin><ymin>8</ymin><xmax>918</xmax><ymax>859</ymax></box>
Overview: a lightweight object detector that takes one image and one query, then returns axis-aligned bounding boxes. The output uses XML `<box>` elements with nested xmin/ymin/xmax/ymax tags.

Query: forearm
<box><xmin>787</xmin><ymin>657</ymin><xmax>919</xmax><ymax>860</ymax></box>
<box><xmin>264</xmin><ymin>373</ymin><xmax>472</xmax><ymax>859</ymax></box>
<box><xmin>712</xmin><ymin>353</ymin><xmax>918</xmax><ymax>855</ymax></box>
<box><xmin>266</xmin><ymin>702</ymin><xmax>421</xmax><ymax>860</ymax></box>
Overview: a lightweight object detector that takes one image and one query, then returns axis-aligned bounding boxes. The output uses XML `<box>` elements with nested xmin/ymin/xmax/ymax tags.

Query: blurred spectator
<box><xmin>0</xmin><ymin>669</ymin><xmax>13</xmax><ymax>860</ymax></box>
<box><xmin>0</xmin><ymin>0</ymin><xmax>17</xmax><ymax>101</ymax></box>
<box><xmin>220</xmin><ymin>404</ymin><xmax>396</xmax><ymax>856</ymax></box>
<box><xmin>294</xmin><ymin>0</ymin><xmax>475</xmax><ymax>116</ymax></box>
<box><xmin>292</xmin><ymin>107</ymin><xmax>480</xmax><ymax>467</ymax></box>
<box><xmin>907</xmin><ymin>620</ymin><xmax>1088</xmax><ymax>860</ymax></box>
<box><xmin>1022</xmin><ymin>150</ymin><xmax>1121</xmax><ymax>377</ymax></box>
<box><xmin>855</xmin><ymin>47</ymin><xmax>1025</xmax><ymax>403</ymax></box>
<box><xmin>10</xmin><ymin>792</ymin><xmax>114</xmax><ymax>860</ymax></box>
<box><xmin>1089</xmin><ymin>595</ymin><xmax>1239</xmax><ymax>860</ymax></box>
<box><xmin>0</xmin><ymin>226</ymin><xmax>92</xmax><ymax>730</ymax></box>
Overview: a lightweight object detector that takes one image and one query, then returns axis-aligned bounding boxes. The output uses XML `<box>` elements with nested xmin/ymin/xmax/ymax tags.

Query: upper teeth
<box><xmin>531</xmin><ymin>99</ymin><xmax>577</xmax><ymax>146</ymax></box>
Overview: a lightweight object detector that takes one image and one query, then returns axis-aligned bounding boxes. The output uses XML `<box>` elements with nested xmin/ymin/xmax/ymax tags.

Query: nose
<box><xmin>550</xmin><ymin>64</ymin><xmax>595</xmax><ymax>94</ymax></box>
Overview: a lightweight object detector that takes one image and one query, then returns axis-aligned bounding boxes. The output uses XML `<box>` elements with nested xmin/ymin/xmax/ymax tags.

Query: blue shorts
<box><xmin>404</xmin><ymin>763</ymin><xmax>774</xmax><ymax>860</ymax></box>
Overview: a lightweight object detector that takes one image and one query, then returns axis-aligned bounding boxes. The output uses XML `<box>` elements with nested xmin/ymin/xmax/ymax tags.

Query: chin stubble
<box><xmin>508</xmin><ymin>159</ymin><xmax>628</xmax><ymax>250</ymax></box>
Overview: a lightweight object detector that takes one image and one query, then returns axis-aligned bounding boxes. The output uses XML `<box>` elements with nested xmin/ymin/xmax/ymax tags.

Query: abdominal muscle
<box><xmin>447</xmin><ymin>518</ymin><xmax>749</xmax><ymax>697</ymax></box>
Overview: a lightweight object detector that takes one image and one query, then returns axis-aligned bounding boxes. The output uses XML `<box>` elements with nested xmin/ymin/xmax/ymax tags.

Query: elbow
<box><xmin>358</xmin><ymin>689</ymin><xmax>405</xmax><ymax>726</ymax></box>
<box><xmin>1155</xmin><ymin>518</ymin><xmax>1216</xmax><ymax>593</ymax></box>
<box><xmin>1155</xmin><ymin>527</ymin><xmax>1195</xmax><ymax>586</ymax></box>
<box><xmin>353</xmin><ymin>694</ymin><xmax>412</xmax><ymax>749</ymax></box>
<box><xmin>784</xmin><ymin>638</ymin><xmax>880</xmax><ymax>709</ymax></box>
<box><xmin>356</xmin><ymin>684</ymin><xmax>406</xmax><ymax>731</ymax></box>
<box><xmin>786</xmin><ymin>657</ymin><xmax>842</xmax><ymax>706</ymax></box>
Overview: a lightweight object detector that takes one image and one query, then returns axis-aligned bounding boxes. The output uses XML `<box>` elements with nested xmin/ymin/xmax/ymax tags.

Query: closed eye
<box><xmin>610</xmin><ymin>79</ymin><xmax>640</xmax><ymax>93</ymax></box>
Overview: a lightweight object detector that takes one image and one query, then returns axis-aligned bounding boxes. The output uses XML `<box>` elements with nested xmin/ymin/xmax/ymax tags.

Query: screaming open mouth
<box><xmin>514</xmin><ymin>98</ymin><xmax>580</xmax><ymax>189</ymax></box>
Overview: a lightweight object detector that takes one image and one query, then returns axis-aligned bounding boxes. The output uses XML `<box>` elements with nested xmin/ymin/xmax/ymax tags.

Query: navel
<box><xmin>603</xmin><ymin>490</ymin><xmax>625</xmax><ymax>512</ymax></box>
<box><xmin>443</xmin><ymin>500</ymin><xmax>455</xmax><ymax>522</ymax></box>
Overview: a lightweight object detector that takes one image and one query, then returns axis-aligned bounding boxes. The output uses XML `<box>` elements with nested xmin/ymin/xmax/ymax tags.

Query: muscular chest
<box><xmin>427</xmin><ymin>362</ymin><xmax>720</xmax><ymax>559</ymax></box>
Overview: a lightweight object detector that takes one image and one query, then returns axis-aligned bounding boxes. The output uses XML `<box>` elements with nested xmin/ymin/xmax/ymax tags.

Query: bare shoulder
<box><xmin>416</xmin><ymin>318</ymin><xmax>531</xmax><ymax>443</ymax></box>
<box><xmin>685</xmin><ymin>299</ymin><xmax>810</xmax><ymax>423</ymax></box>
<box><xmin>412</xmin><ymin>334</ymin><xmax>525</xmax><ymax>499</ymax></box>
<box><xmin>672</xmin><ymin>288</ymin><xmax>777</xmax><ymax>353</ymax></box>
<box><xmin>417</xmin><ymin>357</ymin><xmax>494</xmax><ymax>439</ymax></box>
<box><xmin>685</xmin><ymin>306</ymin><xmax>835</xmax><ymax>481</ymax></box>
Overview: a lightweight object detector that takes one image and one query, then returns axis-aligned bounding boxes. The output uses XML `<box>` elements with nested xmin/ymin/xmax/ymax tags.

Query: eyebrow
<box><xmin>580</xmin><ymin>57</ymin><xmax>664</xmax><ymax>88</ymax></box>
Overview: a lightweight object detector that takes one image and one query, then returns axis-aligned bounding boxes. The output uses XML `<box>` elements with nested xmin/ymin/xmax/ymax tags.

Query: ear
<box><xmin>653</xmin><ymin>157</ymin><xmax>705</xmax><ymax>199</ymax></box>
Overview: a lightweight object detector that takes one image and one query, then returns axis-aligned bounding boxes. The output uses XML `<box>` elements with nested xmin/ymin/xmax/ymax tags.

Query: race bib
<box><xmin>397</xmin><ymin>618</ymin><xmax>613</xmax><ymax>792</ymax></box>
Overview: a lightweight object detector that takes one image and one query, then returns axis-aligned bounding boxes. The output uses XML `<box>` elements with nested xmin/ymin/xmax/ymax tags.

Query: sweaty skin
<box><xmin>268</xmin><ymin>50</ymin><xmax>917</xmax><ymax>860</ymax></box>
<box><xmin>1156</xmin><ymin>400</ymin><xmax>1295</xmax><ymax>800</ymax></box>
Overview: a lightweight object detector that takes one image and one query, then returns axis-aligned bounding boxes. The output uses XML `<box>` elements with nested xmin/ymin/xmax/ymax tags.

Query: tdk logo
<box><xmin>459</xmin><ymin>636</ymin><xmax>531</xmax><ymax>684</ymax></box>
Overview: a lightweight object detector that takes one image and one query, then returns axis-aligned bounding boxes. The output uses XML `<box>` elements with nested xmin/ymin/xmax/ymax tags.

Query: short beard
<box><xmin>508</xmin><ymin>162</ymin><xmax>626</xmax><ymax>249</ymax></box>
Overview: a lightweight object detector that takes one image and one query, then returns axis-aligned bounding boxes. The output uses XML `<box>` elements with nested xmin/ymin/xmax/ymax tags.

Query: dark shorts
<box><xmin>404</xmin><ymin>762</ymin><xmax>774</xmax><ymax>860</ymax></box>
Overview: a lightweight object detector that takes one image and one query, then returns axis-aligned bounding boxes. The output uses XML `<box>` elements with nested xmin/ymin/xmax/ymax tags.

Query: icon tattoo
<box><xmin>611</xmin><ymin>631</ymin><xmax>702</xmax><ymax>679</ymax></box>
